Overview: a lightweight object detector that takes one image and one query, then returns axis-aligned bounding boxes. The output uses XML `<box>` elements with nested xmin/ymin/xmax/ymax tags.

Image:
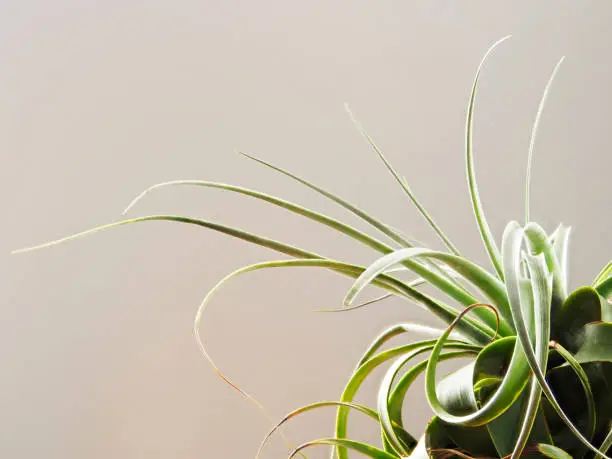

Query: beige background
<box><xmin>2</xmin><ymin>1</ymin><xmax>611</xmax><ymax>458</ymax></box>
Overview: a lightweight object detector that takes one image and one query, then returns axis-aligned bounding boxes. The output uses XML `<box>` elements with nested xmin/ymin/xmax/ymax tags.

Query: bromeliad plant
<box><xmin>15</xmin><ymin>37</ymin><xmax>612</xmax><ymax>458</ymax></box>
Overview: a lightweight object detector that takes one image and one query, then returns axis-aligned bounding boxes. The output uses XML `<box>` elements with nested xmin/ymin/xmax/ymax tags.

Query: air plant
<box><xmin>14</xmin><ymin>37</ymin><xmax>612</xmax><ymax>458</ymax></box>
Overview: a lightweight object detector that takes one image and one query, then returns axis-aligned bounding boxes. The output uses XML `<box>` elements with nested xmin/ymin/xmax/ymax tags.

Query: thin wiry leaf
<box><xmin>314</xmin><ymin>292</ymin><xmax>396</xmax><ymax>313</ymax></box>
<box><xmin>314</xmin><ymin>272</ymin><xmax>430</xmax><ymax>313</ymax></box>
<box><xmin>256</xmin><ymin>401</ymin><xmax>393</xmax><ymax>459</ymax></box>
<box><xmin>345</xmin><ymin>104</ymin><xmax>462</xmax><ymax>256</ymax></box>
<box><xmin>525</xmin><ymin>57</ymin><xmax>565</xmax><ymax>224</ymax></box>
<box><xmin>465</xmin><ymin>35</ymin><xmax>511</xmax><ymax>279</ymax></box>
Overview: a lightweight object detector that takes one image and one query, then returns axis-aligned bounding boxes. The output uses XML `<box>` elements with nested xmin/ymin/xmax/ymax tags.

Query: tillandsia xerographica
<box><xmin>14</xmin><ymin>36</ymin><xmax>612</xmax><ymax>458</ymax></box>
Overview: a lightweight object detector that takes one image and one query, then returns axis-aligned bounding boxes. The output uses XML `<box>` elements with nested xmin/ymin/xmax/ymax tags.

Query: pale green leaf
<box><xmin>465</xmin><ymin>35</ymin><xmax>511</xmax><ymax>279</ymax></box>
<box><xmin>290</xmin><ymin>438</ymin><xmax>398</xmax><ymax>459</ymax></box>
<box><xmin>501</xmin><ymin>221</ymin><xmax>610</xmax><ymax>458</ymax></box>
<box><xmin>525</xmin><ymin>57</ymin><xmax>565</xmax><ymax>224</ymax></box>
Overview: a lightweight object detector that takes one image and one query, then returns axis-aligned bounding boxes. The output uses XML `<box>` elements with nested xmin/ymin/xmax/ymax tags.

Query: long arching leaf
<box><xmin>524</xmin><ymin>57</ymin><xmax>565</xmax><ymax>224</ymax></box>
<box><xmin>465</xmin><ymin>35</ymin><xmax>511</xmax><ymax>279</ymax></box>
<box><xmin>123</xmin><ymin>179</ymin><xmax>400</xmax><ymax>257</ymax></box>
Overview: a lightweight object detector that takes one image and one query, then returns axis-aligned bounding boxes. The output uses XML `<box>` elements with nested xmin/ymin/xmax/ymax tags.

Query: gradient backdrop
<box><xmin>2</xmin><ymin>2</ymin><xmax>611</xmax><ymax>458</ymax></box>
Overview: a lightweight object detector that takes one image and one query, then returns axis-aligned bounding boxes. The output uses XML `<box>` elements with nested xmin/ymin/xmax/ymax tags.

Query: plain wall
<box><xmin>2</xmin><ymin>1</ymin><xmax>611</xmax><ymax>458</ymax></box>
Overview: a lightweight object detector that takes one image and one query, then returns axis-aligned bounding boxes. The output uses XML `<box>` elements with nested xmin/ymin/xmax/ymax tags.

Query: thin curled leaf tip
<box><xmin>123</xmin><ymin>184</ymin><xmax>161</xmax><ymax>214</ymax></box>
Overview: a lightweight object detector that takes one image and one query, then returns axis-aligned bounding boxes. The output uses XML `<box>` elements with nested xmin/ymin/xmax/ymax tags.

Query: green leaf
<box><xmin>14</xmin><ymin>212</ymin><xmax>493</xmax><ymax>345</ymax></box>
<box><xmin>409</xmin><ymin>364</ymin><xmax>499</xmax><ymax>457</ymax></box>
<box><xmin>334</xmin><ymin>341</ymin><xmax>480</xmax><ymax>459</ymax></box>
<box><xmin>465</xmin><ymin>35</ymin><xmax>511</xmax><ymax>279</ymax></box>
<box><xmin>523</xmin><ymin>222</ymin><xmax>567</xmax><ymax>302</ymax></box>
<box><xmin>410</xmin><ymin>417</ymin><xmax>473</xmax><ymax>459</ymax></box>
<box><xmin>345</xmin><ymin>247</ymin><xmax>513</xmax><ymax>336</ymax></box>
<box><xmin>573</xmin><ymin>322</ymin><xmax>612</xmax><ymax>364</ymax></box>
<box><xmin>501</xmin><ymin>221</ymin><xmax>611</xmax><ymax>458</ymax></box>
<box><xmin>290</xmin><ymin>438</ymin><xmax>398</xmax><ymax>459</ymax></box>
<box><xmin>550</xmin><ymin>341</ymin><xmax>596</xmax><ymax>442</ymax></box>
<box><xmin>186</xmin><ymin>257</ymin><xmax>488</xmax><ymax>458</ymax></box>
<box><xmin>238</xmin><ymin>151</ymin><xmax>418</xmax><ymax>248</ymax></box>
<box><xmin>12</xmin><ymin>215</ymin><xmax>320</xmax><ymax>258</ymax></box>
<box><xmin>595</xmin><ymin>276</ymin><xmax>612</xmax><ymax>301</ymax></box>
<box><xmin>487</xmin><ymin>389</ymin><xmax>552</xmax><ymax>458</ymax></box>
<box><xmin>425</xmin><ymin>305</ymin><xmax>531</xmax><ymax>427</ymax></box>
<box><xmin>25</xmin><ymin>181</ymin><xmax>475</xmax><ymax>321</ymax></box>
<box><xmin>510</xmin><ymin>253</ymin><xmax>553</xmax><ymax>458</ymax></box>
<box><xmin>353</xmin><ymin>323</ymin><xmax>465</xmax><ymax>370</ymax></box>
<box><xmin>239</xmin><ymin>152</ymin><xmax>476</xmax><ymax>301</ymax></box>
<box><xmin>524</xmin><ymin>57</ymin><xmax>565</xmax><ymax>224</ymax></box>
<box><xmin>554</xmin><ymin>286</ymin><xmax>604</xmax><ymax>352</ymax></box>
<box><xmin>596</xmin><ymin>423</ymin><xmax>612</xmax><ymax>459</ymax></box>
<box><xmin>345</xmin><ymin>104</ymin><xmax>462</xmax><ymax>257</ymax></box>
<box><xmin>191</xmin><ymin>258</ymin><xmax>467</xmax><ymax>392</ymax></box>
<box><xmin>543</xmin><ymin>363</ymin><xmax>612</xmax><ymax>457</ymax></box>
<box><xmin>334</xmin><ymin>339</ymin><xmax>440</xmax><ymax>459</ymax></box>
<box><xmin>551</xmin><ymin>225</ymin><xmax>571</xmax><ymax>294</ymax></box>
<box><xmin>440</xmin><ymin>420</ymin><xmax>498</xmax><ymax>458</ymax></box>
<box><xmin>472</xmin><ymin>336</ymin><xmax>552</xmax><ymax>457</ymax></box>
<box><xmin>379</xmin><ymin>350</ymin><xmax>478</xmax><ymax>456</ymax></box>
<box><xmin>123</xmin><ymin>179</ymin><xmax>405</xmax><ymax>258</ymax></box>
<box><xmin>256</xmin><ymin>401</ymin><xmax>398</xmax><ymax>459</ymax></box>
<box><xmin>593</xmin><ymin>261</ymin><xmax>612</xmax><ymax>287</ymax></box>
<box><xmin>535</xmin><ymin>444</ymin><xmax>573</xmax><ymax>459</ymax></box>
